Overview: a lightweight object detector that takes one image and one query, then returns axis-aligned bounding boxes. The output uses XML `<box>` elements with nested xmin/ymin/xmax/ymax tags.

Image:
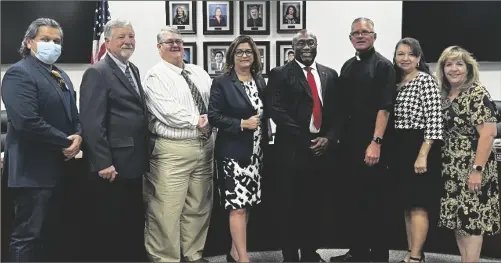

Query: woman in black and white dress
<box><xmin>208</xmin><ymin>35</ymin><xmax>270</xmax><ymax>262</ymax></box>
<box><xmin>391</xmin><ymin>37</ymin><xmax>443</xmax><ymax>262</ymax></box>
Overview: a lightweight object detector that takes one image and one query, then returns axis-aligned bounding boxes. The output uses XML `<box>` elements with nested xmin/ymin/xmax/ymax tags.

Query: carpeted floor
<box><xmin>205</xmin><ymin>248</ymin><xmax>500</xmax><ymax>262</ymax></box>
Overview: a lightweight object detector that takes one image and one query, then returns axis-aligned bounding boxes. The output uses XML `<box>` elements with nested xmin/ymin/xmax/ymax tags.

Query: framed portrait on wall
<box><xmin>276</xmin><ymin>41</ymin><xmax>294</xmax><ymax>67</ymax></box>
<box><xmin>165</xmin><ymin>1</ymin><xmax>197</xmax><ymax>34</ymax></box>
<box><xmin>239</xmin><ymin>1</ymin><xmax>270</xmax><ymax>35</ymax></box>
<box><xmin>276</xmin><ymin>1</ymin><xmax>306</xmax><ymax>33</ymax></box>
<box><xmin>203</xmin><ymin>41</ymin><xmax>232</xmax><ymax>77</ymax></box>
<box><xmin>183</xmin><ymin>42</ymin><xmax>197</xmax><ymax>65</ymax></box>
<box><xmin>254</xmin><ymin>41</ymin><xmax>270</xmax><ymax>77</ymax></box>
<box><xmin>203</xmin><ymin>1</ymin><xmax>234</xmax><ymax>35</ymax></box>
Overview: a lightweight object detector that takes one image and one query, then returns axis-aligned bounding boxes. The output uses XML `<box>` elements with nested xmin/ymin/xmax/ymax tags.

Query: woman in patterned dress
<box><xmin>436</xmin><ymin>46</ymin><xmax>500</xmax><ymax>262</ymax></box>
<box><xmin>391</xmin><ymin>37</ymin><xmax>443</xmax><ymax>263</ymax></box>
<box><xmin>208</xmin><ymin>35</ymin><xmax>270</xmax><ymax>262</ymax></box>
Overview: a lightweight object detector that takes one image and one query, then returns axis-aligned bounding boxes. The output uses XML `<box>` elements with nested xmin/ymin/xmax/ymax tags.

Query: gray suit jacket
<box><xmin>79</xmin><ymin>54</ymin><xmax>151</xmax><ymax>180</ymax></box>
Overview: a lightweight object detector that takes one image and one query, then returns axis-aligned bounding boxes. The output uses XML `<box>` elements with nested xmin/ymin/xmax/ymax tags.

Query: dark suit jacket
<box><xmin>209</xmin><ymin>16</ymin><xmax>227</xmax><ymax>27</ymax></box>
<box><xmin>247</xmin><ymin>17</ymin><xmax>263</xmax><ymax>27</ymax></box>
<box><xmin>208</xmin><ymin>70</ymin><xmax>271</xmax><ymax>161</ymax></box>
<box><xmin>1</xmin><ymin>55</ymin><xmax>81</xmax><ymax>187</ymax></box>
<box><xmin>266</xmin><ymin>60</ymin><xmax>341</xmax><ymax>154</ymax></box>
<box><xmin>79</xmin><ymin>54</ymin><xmax>150</xmax><ymax>180</ymax></box>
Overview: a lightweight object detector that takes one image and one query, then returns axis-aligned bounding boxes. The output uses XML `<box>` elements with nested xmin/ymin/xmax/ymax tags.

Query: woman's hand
<box><xmin>468</xmin><ymin>171</ymin><xmax>482</xmax><ymax>193</ymax></box>
<box><xmin>414</xmin><ymin>155</ymin><xmax>427</xmax><ymax>174</ymax></box>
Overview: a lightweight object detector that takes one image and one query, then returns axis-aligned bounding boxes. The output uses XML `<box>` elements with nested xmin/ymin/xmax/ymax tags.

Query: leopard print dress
<box><xmin>220</xmin><ymin>79</ymin><xmax>263</xmax><ymax>210</ymax></box>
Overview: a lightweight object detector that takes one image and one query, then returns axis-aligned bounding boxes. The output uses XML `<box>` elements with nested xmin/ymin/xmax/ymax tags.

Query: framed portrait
<box><xmin>203</xmin><ymin>41</ymin><xmax>232</xmax><ymax>77</ymax></box>
<box><xmin>276</xmin><ymin>41</ymin><xmax>294</xmax><ymax>67</ymax></box>
<box><xmin>203</xmin><ymin>1</ymin><xmax>234</xmax><ymax>35</ymax></box>
<box><xmin>276</xmin><ymin>1</ymin><xmax>306</xmax><ymax>33</ymax></box>
<box><xmin>254</xmin><ymin>41</ymin><xmax>270</xmax><ymax>77</ymax></box>
<box><xmin>165</xmin><ymin>1</ymin><xmax>197</xmax><ymax>34</ymax></box>
<box><xmin>239</xmin><ymin>1</ymin><xmax>270</xmax><ymax>35</ymax></box>
<box><xmin>183</xmin><ymin>42</ymin><xmax>197</xmax><ymax>65</ymax></box>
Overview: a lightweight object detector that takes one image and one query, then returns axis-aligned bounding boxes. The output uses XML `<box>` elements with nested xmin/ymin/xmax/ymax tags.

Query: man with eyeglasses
<box><xmin>267</xmin><ymin>29</ymin><xmax>342</xmax><ymax>262</ymax></box>
<box><xmin>141</xmin><ymin>26</ymin><xmax>213</xmax><ymax>262</ymax></box>
<box><xmin>330</xmin><ymin>17</ymin><xmax>396</xmax><ymax>263</ymax></box>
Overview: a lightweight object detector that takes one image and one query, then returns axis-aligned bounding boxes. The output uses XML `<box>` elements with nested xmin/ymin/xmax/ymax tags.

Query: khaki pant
<box><xmin>143</xmin><ymin>137</ymin><xmax>214</xmax><ymax>262</ymax></box>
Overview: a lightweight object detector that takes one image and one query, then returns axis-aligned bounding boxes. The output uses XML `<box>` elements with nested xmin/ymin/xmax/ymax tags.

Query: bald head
<box><xmin>292</xmin><ymin>29</ymin><xmax>317</xmax><ymax>66</ymax></box>
<box><xmin>292</xmin><ymin>29</ymin><xmax>317</xmax><ymax>47</ymax></box>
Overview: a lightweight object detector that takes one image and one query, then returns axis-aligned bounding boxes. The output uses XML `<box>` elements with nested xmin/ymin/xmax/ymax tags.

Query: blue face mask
<box><xmin>32</xmin><ymin>41</ymin><xmax>62</xmax><ymax>64</ymax></box>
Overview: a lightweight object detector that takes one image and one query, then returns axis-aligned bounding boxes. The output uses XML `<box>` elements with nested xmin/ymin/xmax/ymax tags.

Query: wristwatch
<box><xmin>372</xmin><ymin>136</ymin><xmax>383</xmax><ymax>145</ymax></box>
<box><xmin>472</xmin><ymin>165</ymin><xmax>484</xmax><ymax>172</ymax></box>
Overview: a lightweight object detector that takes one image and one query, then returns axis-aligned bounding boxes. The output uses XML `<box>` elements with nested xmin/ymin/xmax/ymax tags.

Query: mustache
<box><xmin>121</xmin><ymin>45</ymin><xmax>134</xmax><ymax>49</ymax></box>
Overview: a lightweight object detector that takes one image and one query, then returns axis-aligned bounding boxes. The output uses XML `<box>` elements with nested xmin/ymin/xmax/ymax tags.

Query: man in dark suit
<box><xmin>246</xmin><ymin>5</ymin><xmax>263</xmax><ymax>27</ymax></box>
<box><xmin>79</xmin><ymin>19</ymin><xmax>150</xmax><ymax>262</ymax></box>
<box><xmin>266</xmin><ymin>29</ymin><xmax>342</xmax><ymax>262</ymax></box>
<box><xmin>1</xmin><ymin>18</ymin><xmax>82</xmax><ymax>262</ymax></box>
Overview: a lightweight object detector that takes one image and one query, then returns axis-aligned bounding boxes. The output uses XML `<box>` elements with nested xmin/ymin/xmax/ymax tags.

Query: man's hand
<box><xmin>98</xmin><ymin>165</ymin><xmax>118</xmax><ymax>182</ymax></box>
<box><xmin>364</xmin><ymin>141</ymin><xmax>381</xmax><ymax>166</ymax></box>
<box><xmin>241</xmin><ymin>114</ymin><xmax>261</xmax><ymax>130</ymax></box>
<box><xmin>197</xmin><ymin>114</ymin><xmax>211</xmax><ymax>139</ymax></box>
<box><xmin>62</xmin><ymin>134</ymin><xmax>82</xmax><ymax>160</ymax></box>
<box><xmin>310</xmin><ymin>137</ymin><xmax>329</xmax><ymax>156</ymax></box>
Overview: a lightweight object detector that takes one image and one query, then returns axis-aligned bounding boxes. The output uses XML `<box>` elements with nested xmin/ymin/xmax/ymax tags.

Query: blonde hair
<box><xmin>436</xmin><ymin>45</ymin><xmax>481</xmax><ymax>98</ymax></box>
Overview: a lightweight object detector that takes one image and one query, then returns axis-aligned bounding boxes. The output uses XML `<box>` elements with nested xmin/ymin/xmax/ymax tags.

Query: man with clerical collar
<box><xmin>330</xmin><ymin>17</ymin><xmax>396</xmax><ymax>263</ymax></box>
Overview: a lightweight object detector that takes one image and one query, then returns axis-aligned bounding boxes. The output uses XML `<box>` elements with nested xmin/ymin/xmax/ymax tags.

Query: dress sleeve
<box><xmin>470</xmin><ymin>86</ymin><xmax>499</xmax><ymax>126</ymax></box>
<box><xmin>420</xmin><ymin>75</ymin><xmax>443</xmax><ymax>140</ymax></box>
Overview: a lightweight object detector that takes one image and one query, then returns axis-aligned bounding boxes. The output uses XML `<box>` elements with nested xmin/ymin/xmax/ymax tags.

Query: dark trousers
<box><xmin>341</xmin><ymin>145</ymin><xmax>393</xmax><ymax>261</ymax></box>
<box><xmin>7</xmin><ymin>186</ymin><xmax>63</xmax><ymax>262</ymax></box>
<box><xmin>275</xmin><ymin>143</ymin><xmax>332</xmax><ymax>261</ymax></box>
<box><xmin>84</xmin><ymin>176</ymin><xmax>147</xmax><ymax>262</ymax></box>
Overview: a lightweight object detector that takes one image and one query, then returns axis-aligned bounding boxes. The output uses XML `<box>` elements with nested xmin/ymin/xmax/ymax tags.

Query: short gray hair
<box><xmin>351</xmin><ymin>17</ymin><xmax>375</xmax><ymax>31</ymax></box>
<box><xmin>19</xmin><ymin>18</ymin><xmax>63</xmax><ymax>57</ymax></box>
<box><xmin>103</xmin><ymin>18</ymin><xmax>133</xmax><ymax>39</ymax></box>
<box><xmin>156</xmin><ymin>26</ymin><xmax>181</xmax><ymax>44</ymax></box>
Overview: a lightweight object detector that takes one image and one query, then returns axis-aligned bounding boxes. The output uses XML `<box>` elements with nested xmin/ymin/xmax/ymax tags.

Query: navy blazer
<box><xmin>208</xmin><ymin>70</ymin><xmax>271</xmax><ymax>161</ymax></box>
<box><xmin>1</xmin><ymin>55</ymin><xmax>81</xmax><ymax>188</ymax></box>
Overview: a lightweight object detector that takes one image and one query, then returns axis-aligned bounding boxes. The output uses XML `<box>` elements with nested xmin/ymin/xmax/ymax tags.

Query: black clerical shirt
<box><xmin>339</xmin><ymin>47</ymin><xmax>396</xmax><ymax>148</ymax></box>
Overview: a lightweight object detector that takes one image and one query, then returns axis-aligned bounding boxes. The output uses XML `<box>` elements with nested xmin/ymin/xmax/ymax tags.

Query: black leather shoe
<box><xmin>226</xmin><ymin>253</ymin><xmax>237</xmax><ymax>262</ymax></box>
<box><xmin>301</xmin><ymin>252</ymin><xmax>325</xmax><ymax>262</ymax></box>
<box><xmin>282</xmin><ymin>248</ymin><xmax>300</xmax><ymax>262</ymax></box>
<box><xmin>330</xmin><ymin>252</ymin><xmax>353</xmax><ymax>262</ymax></box>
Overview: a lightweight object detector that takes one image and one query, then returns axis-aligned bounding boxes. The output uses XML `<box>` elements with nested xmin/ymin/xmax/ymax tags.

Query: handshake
<box><xmin>197</xmin><ymin>114</ymin><xmax>212</xmax><ymax>140</ymax></box>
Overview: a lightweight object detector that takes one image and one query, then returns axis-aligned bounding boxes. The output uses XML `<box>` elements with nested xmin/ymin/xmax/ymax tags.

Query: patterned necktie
<box><xmin>304</xmin><ymin>67</ymin><xmax>322</xmax><ymax>130</ymax></box>
<box><xmin>180</xmin><ymin>70</ymin><xmax>207</xmax><ymax>114</ymax></box>
<box><xmin>50</xmin><ymin>70</ymin><xmax>66</xmax><ymax>90</ymax></box>
<box><xmin>125</xmin><ymin>66</ymin><xmax>140</xmax><ymax>94</ymax></box>
<box><xmin>50</xmin><ymin>70</ymin><xmax>71</xmax><ymax>116</ymax></box>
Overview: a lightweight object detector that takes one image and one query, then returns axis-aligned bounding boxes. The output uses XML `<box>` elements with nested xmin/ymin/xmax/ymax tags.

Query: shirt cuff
<box><xmin>241</xmin><ymin>119</ymin><xmax>244</xmax><ymax>131</ymax></box>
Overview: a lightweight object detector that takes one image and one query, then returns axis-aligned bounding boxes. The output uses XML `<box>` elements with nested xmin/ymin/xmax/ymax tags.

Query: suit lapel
<box><xmin>105</xmin><ymin>55</ymin><xmax>143</xmax><ymax>103</ymax></box>
<box><xmin>231</xmin><ymin>72</ymin><xmax>253</xmax><ymax>108</ymax></box>
<box><xmin>317</xmin><ymin>64</ymin><xmax>328</xmax><ymax>100</ymax></box>
<box><xmin>289</xmin><ymin>61</ymin><xmax>311</xmax><ymax>99</ymax></box>
<box><xmin>130</xmin><ymin>63</ymin><xmax>146</xmax><ymax>105</ymax></box>
<box><xmin>28</xmin><ymin>56</ymin><xmax>72</xmax><ymax>122</ymax></box>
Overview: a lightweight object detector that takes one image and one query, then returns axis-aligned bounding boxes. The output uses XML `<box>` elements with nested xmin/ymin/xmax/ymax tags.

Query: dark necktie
<box><xmin>51</xmin><ymin>70</ymin><xmax>71</xmax><ymax>116</ymax></box>
<box><xmin>125</xmin><ymin>65</ymin><xmax>139</xmax><ymax>94</ymax></box>
<box><xmin>304</xmin><ymin>67</ymin><xmax>322</xmax><ymax>130</ymax></box>
<box><xmin>180</xmin><ymin>70</ymin><xmax>211</xmax><ymax>139</ymax></box>
<box><xmin>180</xmin><ymin>70</ymin><xmax>207</xmax><ymax>114</ymax></box>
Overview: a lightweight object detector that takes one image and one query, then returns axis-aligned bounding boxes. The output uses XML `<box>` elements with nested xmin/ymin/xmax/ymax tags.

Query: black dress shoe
<box><xmin>330</xmin><ymin>252</ymin><xmax>355</xmax><ymax>262</ymax></box>
<box><xmin>301</xmin><ymin>252</ymin><xmax>325</xmax><ymax>262</ymax></box>
<box><xmin>226</xmin><ymin>253</ymin><xmax>237</xmax><ymax>262</ymax></box>
<box><xmin>282</xmin><ymin>248</ymin><xmax>300</xmax><ymax>262</ymax></box>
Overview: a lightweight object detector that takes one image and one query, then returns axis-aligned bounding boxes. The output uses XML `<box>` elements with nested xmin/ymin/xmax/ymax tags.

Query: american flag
<box><xmin>91</xmin><ymin>0</ymin><xmax>111</xmax><ymax>64</ymax></box>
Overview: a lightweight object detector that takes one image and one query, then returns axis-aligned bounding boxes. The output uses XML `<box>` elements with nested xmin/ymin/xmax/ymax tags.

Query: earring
<box><xmin>417</xmin><ymin>62</ymin><xmax>420</xmax><ymax>67</ymax></box>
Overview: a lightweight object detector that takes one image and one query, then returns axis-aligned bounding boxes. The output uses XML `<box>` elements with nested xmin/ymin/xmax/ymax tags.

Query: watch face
<box><xmin>475</xmin><ymin>166</ymin><xmax>483</xmax><ymax>171</ymax></box>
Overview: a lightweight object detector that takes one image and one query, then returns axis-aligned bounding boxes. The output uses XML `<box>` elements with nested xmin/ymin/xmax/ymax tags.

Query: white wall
<box><xmin>1</xmin><ymin>0</ymin><xmax>501</xmax><ymax>112</ymax></box>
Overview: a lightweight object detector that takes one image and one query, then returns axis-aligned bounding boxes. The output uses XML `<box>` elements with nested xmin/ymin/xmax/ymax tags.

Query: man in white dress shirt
<box><xmin>142</xmin><ymin>26</ymin><xmax>213</xmax><ymax>262</ymax></box>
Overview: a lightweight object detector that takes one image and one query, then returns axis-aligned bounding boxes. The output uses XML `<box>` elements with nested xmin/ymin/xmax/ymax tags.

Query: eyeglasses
<box><xmin>235</xmin><ymin>49</ymin><xmax>253</xmax><ymax>57</ymax></box>
<box><xmin>350</xmin><ymin>31</ymin><xmax>374</xmax><ymax>37</ymax></box>
<box><xmin>295</xmin><ymin>40</ymin><xmax>317</xmax><ymax>48</ymax></box>
<box><xmin>159</xmin><ymin>39</ymin><xmax>184</xmax><ymax>46</ymax></box>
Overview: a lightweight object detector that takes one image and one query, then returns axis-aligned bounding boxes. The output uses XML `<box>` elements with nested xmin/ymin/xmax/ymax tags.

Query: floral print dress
<box><xmin>439</xmin><ymin>84</ymin><xmax>500</xmax><ymax>236</ymax></box>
